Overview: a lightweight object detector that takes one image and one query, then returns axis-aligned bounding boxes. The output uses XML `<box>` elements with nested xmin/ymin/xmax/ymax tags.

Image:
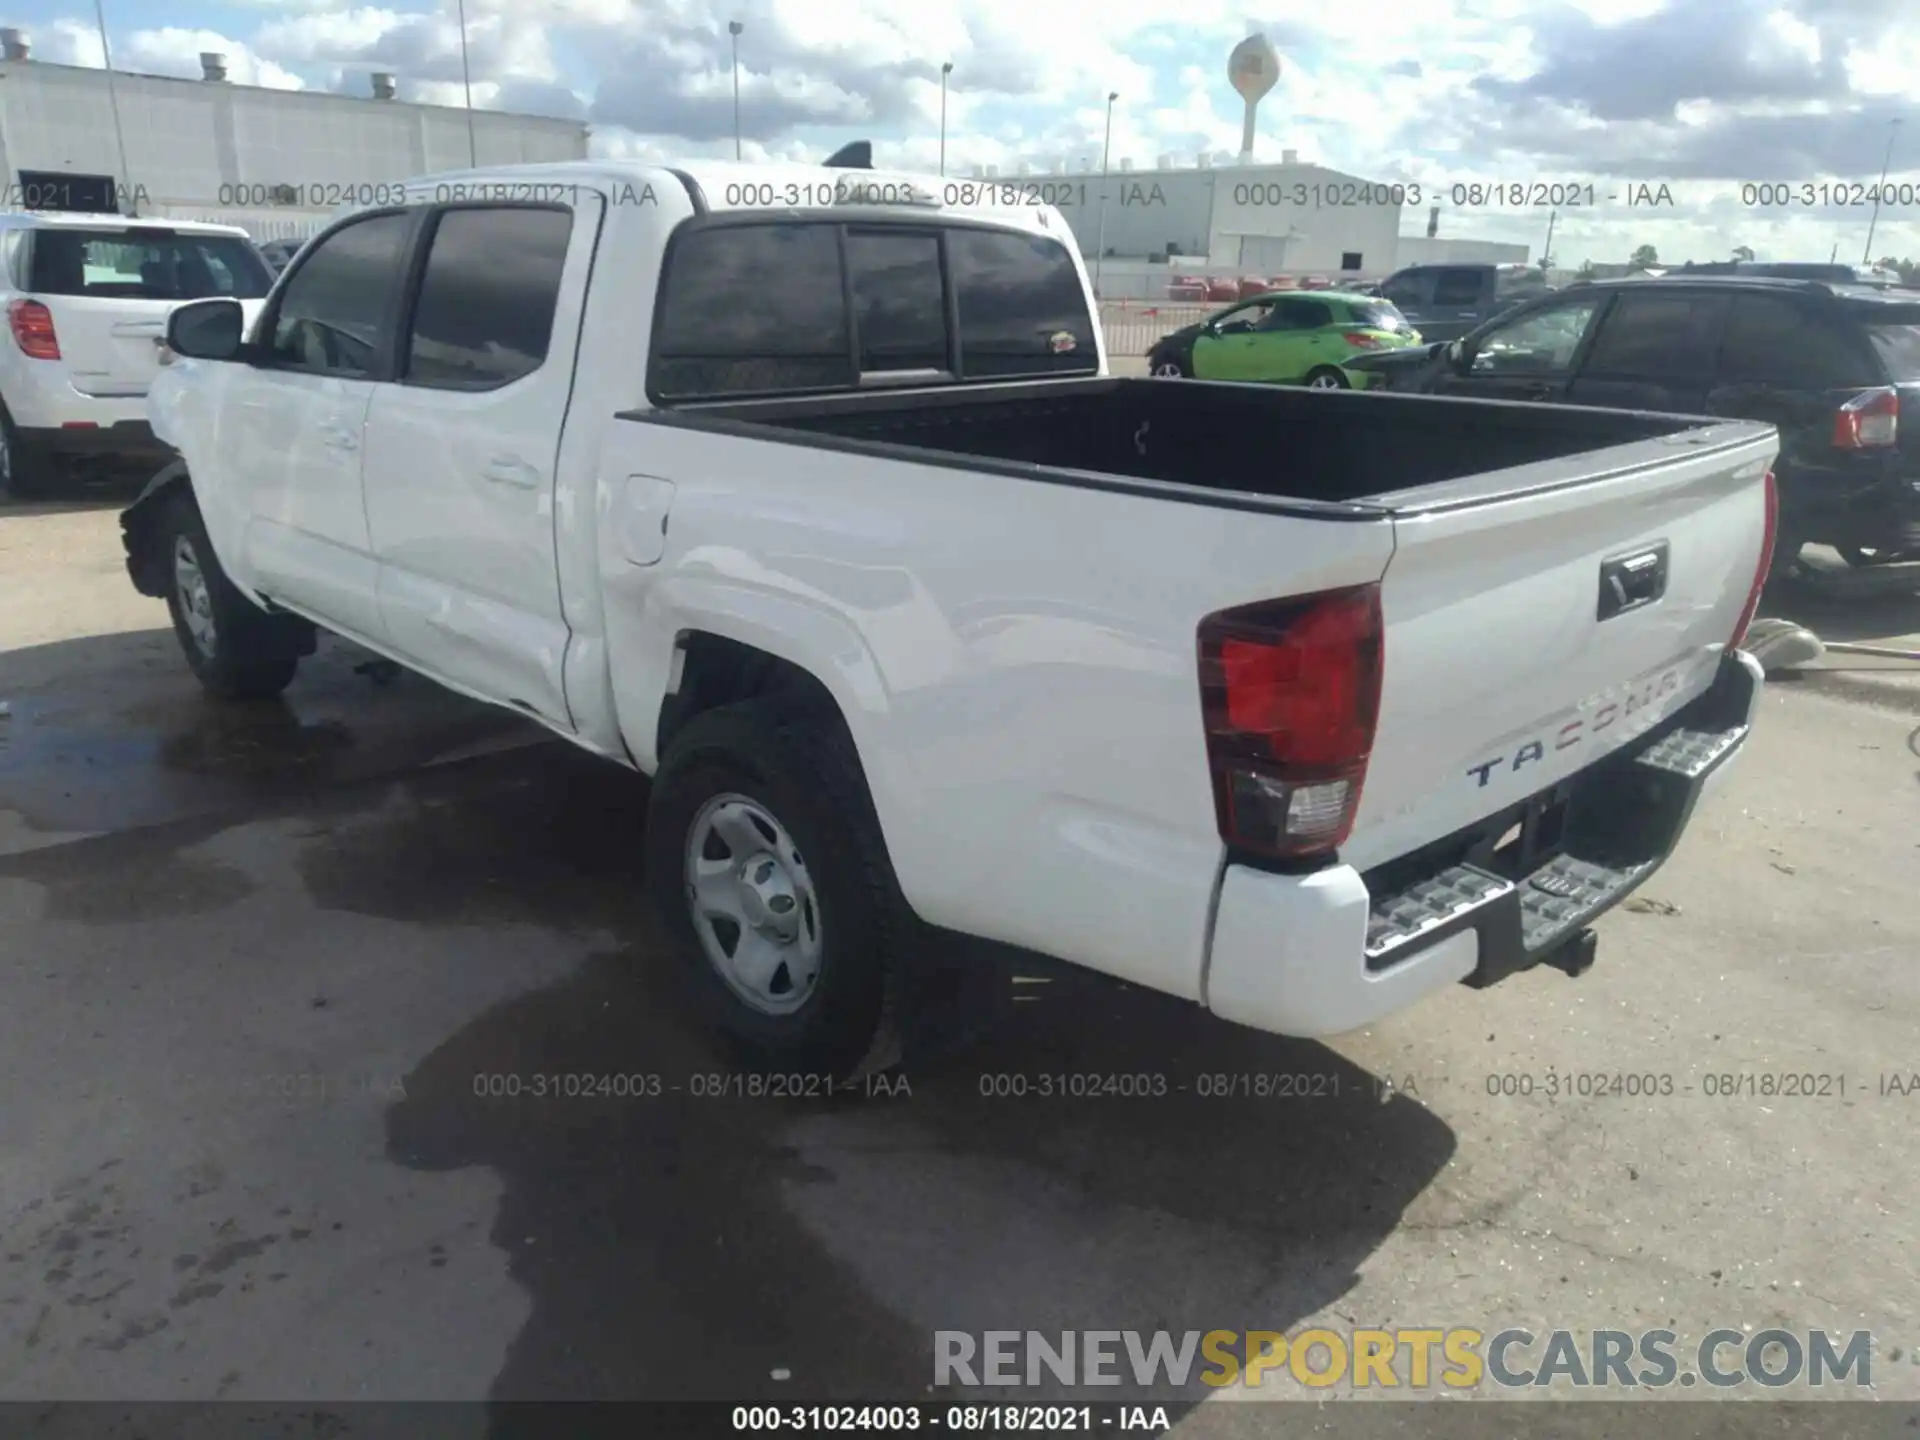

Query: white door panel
<box><xmin>363</xmin><ymin>201</ymin><xmax>598</xmax><ymax>729</ymax></box>
<box><xmin>232</xmin><ymin>369</ymin><xmax>381</xmax><ymax>638</ymax></box>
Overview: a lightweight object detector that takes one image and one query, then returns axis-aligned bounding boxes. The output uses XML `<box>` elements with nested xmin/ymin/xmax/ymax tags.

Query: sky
<box><xmin>1</xmin><ymin>0</ymin><xmax>1916</xmax><ymax>269</ymax></box>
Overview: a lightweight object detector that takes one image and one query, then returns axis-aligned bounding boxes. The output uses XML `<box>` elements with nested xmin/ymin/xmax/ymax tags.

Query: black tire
<box><xmin>1835</xmin><ymin>544</ymin><xmax>1913</xmax><ymax>568</ymax></box>
<box><xmin>0</xmin><ymin>404</ymin><xmax>57</xmax><ymax>501</ymax></box>
<box><xmin>156</xmin><ymin>492</ymin><xmax>304</xmax><ymax>700</ymax></box>
<box><xmin>1304</xmin><ymin>366</ymin><xmax>1351</xmax><ymax>390</ymax></box>
<box><xmin>1767</xmin><ymin>533</ymin><xmax>1807</xmax><ymax>585</ymax></box>
<box><xmin>1148</xmin><ymin>351</ymin><xmax>1190</xmax><ymax>378</ymax></box>
<box><xmin>645</xmin><ymin>697</ymin><xmax>905</xmax><ymax>1082</ymax></box>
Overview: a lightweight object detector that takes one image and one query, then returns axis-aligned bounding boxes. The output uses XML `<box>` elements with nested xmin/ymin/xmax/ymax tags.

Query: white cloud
<box><xmin>4</xmin><ymin>0</ymin><xmax>1918</xmax><ymax>261</ymax></box>
<box><xmin>33</xmin><ymin>19</ymin><xmax>306</xmax><ymax>88</ymax></box>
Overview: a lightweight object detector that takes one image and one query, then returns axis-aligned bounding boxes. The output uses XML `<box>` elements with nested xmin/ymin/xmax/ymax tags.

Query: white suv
<box><xmin>0</xmin><ymin>213</ymin><xmax>273</xmax><ymax>499</ymax></box>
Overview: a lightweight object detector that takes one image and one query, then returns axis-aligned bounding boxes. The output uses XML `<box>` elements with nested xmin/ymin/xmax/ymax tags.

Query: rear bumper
<box><xmin>1203</xmin><ymin>649</ymin><xmax>1762</xmax><ymax>1037</ymax></box>
<box><xmin>5</xmin><ymin>356</ymin><xmax>168</xmax><ymax>463</ymax></box>
<box><xmin>1783</xmin><ymin>471</ymin><xmax>1920</xmax><ymax>552</ymax></box>
<box><xmin>20</xmin><ymin>418</ymin><xmax>169</xmax><ymax>461</ymax></box>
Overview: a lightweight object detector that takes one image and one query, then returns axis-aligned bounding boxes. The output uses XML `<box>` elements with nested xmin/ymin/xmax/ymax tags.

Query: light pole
<box><xmin>92</xmin><ymin>0</ymin><xmax>136</xmax><ymax>214</ymax></box>
<box><xmin>456</xmin><ymin>0</ymin><xmax>476</xmax><ymax>166</ymax></box>
<box><xmin>939</xmin><ymin>62</ymin><xmax>953</xmax><ymax>177</ymax></box>
<box><xmin>1093</xmin><ymin>91</ymin><xmax>1117</xmax><ymax>300</ymax></box>
<box><xmin>729</xmin><ymin>20</ymin><xmax>744</xmax><ymax>161</ymax></box>
<box><xmin>1863</xmin><ymin>117</ymin><xmax>1902</xmax><ymax>267</ymax></box>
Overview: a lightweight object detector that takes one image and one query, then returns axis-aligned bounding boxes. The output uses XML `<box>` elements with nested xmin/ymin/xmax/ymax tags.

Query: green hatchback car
<box><xmin>1146</xmin><ymin>291</ymin><xmax>1422</xmax><ymax>388</ymax></box>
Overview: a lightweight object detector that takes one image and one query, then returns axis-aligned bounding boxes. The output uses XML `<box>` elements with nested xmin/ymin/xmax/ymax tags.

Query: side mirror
<box><xmin>1446</xmin><ymin>340</ymin><xmax>1471</xmax><ymax>370</ymax></box>
<box><xmin>166</xmin><ymin>299</ymin><xmax>245</xmax><ymax>362</ymax></box>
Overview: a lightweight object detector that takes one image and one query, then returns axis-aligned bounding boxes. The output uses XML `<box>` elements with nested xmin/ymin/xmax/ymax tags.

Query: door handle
<box><xmin>482</xmin><ymin>456</ymin><xmax>541</xmax><ymax>490</ymax></box>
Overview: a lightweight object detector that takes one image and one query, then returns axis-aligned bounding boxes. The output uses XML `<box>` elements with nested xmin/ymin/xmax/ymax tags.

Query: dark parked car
<box><xmin>1342</xmin><ymin>275</ymin><xmax>1920</xmax><ymax>570</ymax></box>
<box><xmin>1372</xmin><ymin>263</ymin><xmax>1553</xmax><ymax>343</ymax></box>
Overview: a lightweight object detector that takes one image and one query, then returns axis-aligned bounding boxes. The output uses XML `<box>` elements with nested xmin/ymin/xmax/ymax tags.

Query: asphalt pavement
<box><xmin>0</xmin><ymin>496</ymin><xmax>1916</xmax><ymax>1438</ymax></box>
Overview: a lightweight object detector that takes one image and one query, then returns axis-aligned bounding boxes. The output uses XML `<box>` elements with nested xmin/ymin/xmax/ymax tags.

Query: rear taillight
<box><xmin>1832</xmin><ymin>387</ymin><xmax>1898</xmax><ymax>449</ymax></box>
<box><xmin>1729</xmin><ymin>469</ymin><xmax>1778</xmax><ymax>651</ymax></box>
<box><xmin>1342</xmin><ymin>331</ymin><xmax>1386</xmax><ymax>349</ymax></box>
<box><xmin>1198</xmin><ymin>585</ymin><xmax>1383</xmax><ymax>861</ymax></box>
<box><xmin>8</xmin><ymin>299</ymin><xmax>58</xmax><ymax>360</ymax></box>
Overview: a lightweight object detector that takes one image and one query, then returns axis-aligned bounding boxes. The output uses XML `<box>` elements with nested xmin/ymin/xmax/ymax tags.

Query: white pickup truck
<box><xmin>122</xmin><ymin>159</ymin><xmax>1778</xmax><ymax>1079</ymax></box>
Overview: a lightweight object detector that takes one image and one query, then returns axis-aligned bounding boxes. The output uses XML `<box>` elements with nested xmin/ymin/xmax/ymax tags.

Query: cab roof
<box><xmin>404</xmin><ymin>157</ymin><xmax>1064</xmax><ymax>230</ymax></box>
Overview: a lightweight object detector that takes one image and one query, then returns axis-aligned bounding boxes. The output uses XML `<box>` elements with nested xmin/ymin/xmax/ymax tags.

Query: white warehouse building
<box><xmin>972</xmin><ymin>150</ymin><xmax>1530</xmax><ymax>295</ymax></box>
<box><xmin>0</xmin><ymin>39</ymin><xmax>587</xmax><ymax>240</ymax></box>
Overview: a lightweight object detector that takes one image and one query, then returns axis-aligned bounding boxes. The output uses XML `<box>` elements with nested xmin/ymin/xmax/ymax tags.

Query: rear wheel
<box><xmin>1305</xmin><ymin>366</ymin><xmax>1350</xmax><ymax>390</ymax></box>
<box><xmin>0</xmin><ymin>405</ymin><xmax>57</xmax><ymax>501</ymax></box>
<box><xmin>157</xmin><ymin>493</ymin><xmax>304</xmax><ymax>700</ymax></box>
<box><xmin>645</xmin><ymin>697</ymin><xmax>905</xmax><ymax>1082</ymax></box>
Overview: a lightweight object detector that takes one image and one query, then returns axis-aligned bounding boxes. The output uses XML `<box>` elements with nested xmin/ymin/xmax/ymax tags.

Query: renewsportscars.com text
<box><xmin>934</xmin><ymin>1328</ymin><xmax>1874</xmax><ymax>1390</ymax></box>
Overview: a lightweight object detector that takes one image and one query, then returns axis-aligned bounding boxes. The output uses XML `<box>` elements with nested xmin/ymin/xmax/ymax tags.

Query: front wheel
<box><xmin>1149</xmin><ymin>354</ymin><xmax>1189</xmax><ymax>378</ymax></box>
<box><xmin>645</xmin><ymin>698</ymin><xmax>906</xmax><ymax>1082</ymax></box>
<box><xmin>1305</xmin><ymin>366</ymin><xmax>1351</xmax><ymax>390</ymax></box>
<box><xmin>157</xmin><ymin>494</ymin><xmax>304</xmax><ymax>700</ymax></box>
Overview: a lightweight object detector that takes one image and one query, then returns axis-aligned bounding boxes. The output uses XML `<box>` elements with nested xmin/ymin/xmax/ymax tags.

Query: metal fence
<box><xmin>1097</xmin><ymin>300</ymin><xmax>1213</xmax><ymax>356</ymax></box>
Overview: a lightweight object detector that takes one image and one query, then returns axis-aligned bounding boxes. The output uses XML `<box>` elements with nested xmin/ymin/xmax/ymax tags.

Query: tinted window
<box><xmin>1270</xmin><ymin>297</ymin><xmax>1334</xmax><ymax>330</ymax></box>
<box><xmin>29</xmin><ymin>228</ymin><xmax>273</xmax><ymax>300</ymax></box>
<box><xmin>265</xmin><ymin>212</ymin><xmax>412</xmax><ymax>377</ymax></box>
<box><xmin>1225</xmin><ymin>301</ymin><xmax>1274</xmax><ymax>332</ymax></box>
<box><xmin>404</xmin><ymin>207</ymin><xmax>571</xmax><ymax>390</ymax></box>
<box><xmin>1718</xmin><ymin>296</ymin><xmax>1878</xmax><ymax>389</ymax></box>
<box><xmin>1379</xmin><ymin>273</ymin><xmax>1425</xmax><ymax>308</ymax></box>
<box><xmin>949</xmin><ymin>228</ymin><xmax>1096</xmax><ymax>379</ymax></box>
<box><xmin>1433</xmin><ymin>269</ymin><xmax>1484</xmax><ymax>306</ymax></box>
<box><xmin>846</xmin><ymin>230</ymin><xmax>948</xmax><ymax>374</ymax></box>
<box><xmin>654</xmin><ymin>223</ymin><xmax>851</xmax><ymax>399</ymax></box>
<box><xmin>1581</xmin><ymin>292</ymin><xmax>1725</xmax><ymax>375</ymax></box>
<box><xmin>1858</xmin><ymin>308</ymin><xmax>1920</xmax><ymax>380</ymax></box>
<box><xmin>1468</xmin><ymin>298</ymin><xmax>1603</xmax><ymax>374</ymax></box>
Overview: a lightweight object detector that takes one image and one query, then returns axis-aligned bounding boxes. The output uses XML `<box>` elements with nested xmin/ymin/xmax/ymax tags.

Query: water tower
<box><xmin>1228</xmin><ymin>34</ymin><xmax>1280</xmax><ymax>161</ymax></box>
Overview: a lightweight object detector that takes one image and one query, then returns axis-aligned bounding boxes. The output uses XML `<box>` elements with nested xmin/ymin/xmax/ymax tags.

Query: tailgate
<box><xmin>1343</xmin><ymin>417</ymin><xmax>1777</xmax><ymax>872</ymax></box>
<box><xmin>38</xmin><ymin>294</ymin><xmax>173</xmax><ymax>397</ymax></box>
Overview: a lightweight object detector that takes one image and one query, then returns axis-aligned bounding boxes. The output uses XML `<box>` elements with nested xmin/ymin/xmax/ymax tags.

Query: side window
<box><xmin>264</xmin><ymin>212</ymin><xmax>412</xmax><ymax>379</ymax></box>
<box><xmin>653</xmin><ymin>223</ymin><xmax>850</xmax><ymax>399</ymax></box>
<box><xmin>403</xmin><ymin>206</ymin><xmax>572</xmax><ymax>390</ymax></box>
<box><xmin>1271</xmin><ymin>297</ymin><xmax>1333</xmax><ymax>330</ymax></box>
<box><xmin>1379</xmin><ymin>272</ymin><xmax>1426</xmax><ymax>309</ymax></box>
<box><xmin>1432</xmin><ymin>268</ymin><xmax>1485</xmax><ymax>307</ymax></box>
<box><xmin>1468</xmin><ymin>298</ymin><xmax>1604</xmax><ymax>374</ymax></box>
<box><xmin>947</xmin><ymin>228</ymin><xmax>1096</xmax><ymax>379</ymax></box>
<box><xmin>1580</xmin><ymin>292</ymin><xmax>1726</xmax><ymax>376</ymax></box>
<box><xmin>1718</xmin><ymin>296</ymin><xmax>1878</xmax><ymax>390</ymax></box>
<box><xmin>845</xmin><ymin>230</ymin><xmax>948</xmax><ymax>375</ymax></box>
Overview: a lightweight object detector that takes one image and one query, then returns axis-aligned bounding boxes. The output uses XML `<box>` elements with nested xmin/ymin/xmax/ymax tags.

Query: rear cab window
<box><xmin>650</xmin><ymin>218</ymin><xmax>1096</xmax><ymax>402</ymax></box>
<box><xmin>28</xmin><ymin>227</ymin><xmax>273</xmax><ymax>301</ymax></box>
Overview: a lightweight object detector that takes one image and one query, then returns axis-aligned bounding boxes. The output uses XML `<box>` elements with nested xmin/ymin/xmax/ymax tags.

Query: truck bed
<box><xmin>627</xmin><ymin>376</ymin><xmax>1714</xmax><ymax>512</ymax></box>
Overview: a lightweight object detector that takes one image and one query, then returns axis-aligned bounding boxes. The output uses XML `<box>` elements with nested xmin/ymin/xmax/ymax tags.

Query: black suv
<box><xmin>1342</xmin><ymin>276</ymin><xmax>1920</xmax><ymax>569</ymax></box>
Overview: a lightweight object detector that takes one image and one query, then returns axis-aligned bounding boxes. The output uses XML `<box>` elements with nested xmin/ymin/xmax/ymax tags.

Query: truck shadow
<box><xmin>355</xmin><ymin>746</ymin><xmax>1458</xmax><ymax>1421</ymax></box>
